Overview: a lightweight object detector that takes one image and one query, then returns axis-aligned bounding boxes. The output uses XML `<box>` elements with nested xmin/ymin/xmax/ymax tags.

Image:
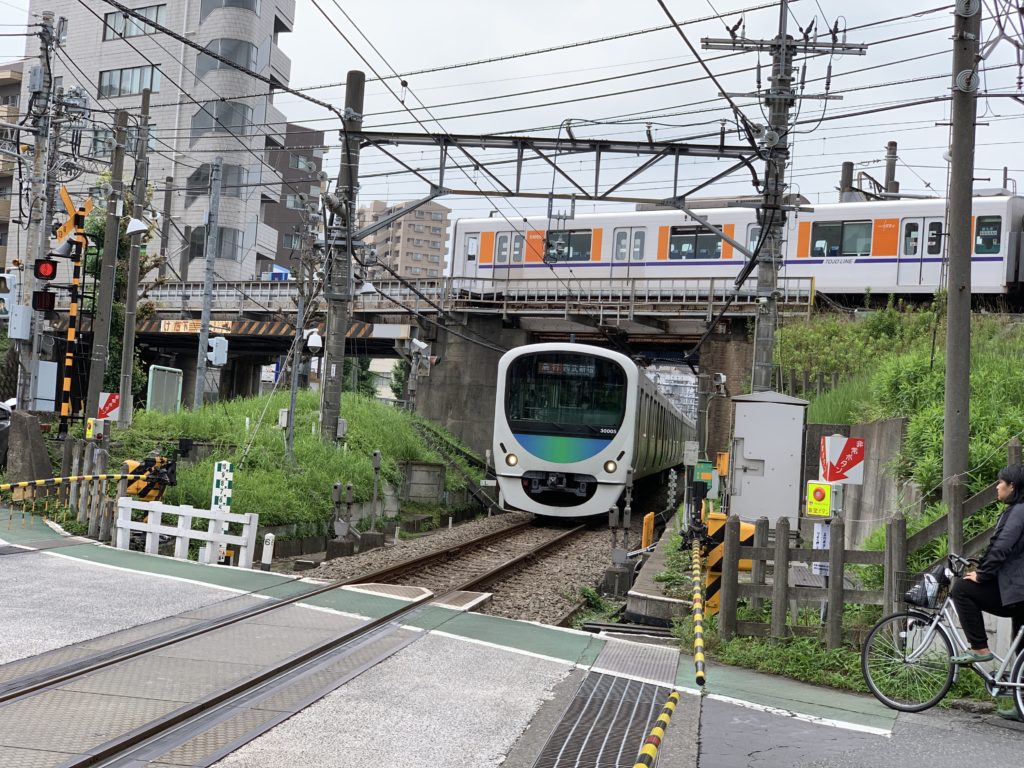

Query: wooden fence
<box><xmin>778</xmin><ymin>368</ymin><xmax>840</xmax><ymax>399</ymax></box>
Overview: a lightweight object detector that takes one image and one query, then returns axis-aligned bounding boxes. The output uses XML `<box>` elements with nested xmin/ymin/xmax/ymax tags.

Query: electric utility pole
<box><xmin>16</xmin><ymin>11</ymin><xmax>55</xmax><ymax>411</ymax></box>
<box><xmin>193</xmin><ymin>156</ymin><xmax>222</xmax><ymax>409</ymax></box>
<box><xmin>943</xmin><ymin>1</ymin><xmax>982</xmax><ymax>545</ymax></box>
<box><xmin>118</xmin><ymin>88</ymin><xmax>150</xmax><ymax>426</ymax></box>
<box><xmin>85</xmin><ymin>109</ymin><xmax>127</xmax><ymax>421</ymax></box>
<box><xmin>703</xmin><ymin>1</ymin><xmax>865</xmax><ymax>391</ymax></box>
<box><xmin>320</xmin><ymin>71</ymin><xmax>364</xmax><ymax>441</ymax></box>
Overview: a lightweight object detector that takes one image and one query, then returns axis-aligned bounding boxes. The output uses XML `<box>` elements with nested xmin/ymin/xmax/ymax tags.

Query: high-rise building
<box><xmin>356</xmin><ymin>200</ymin><xmax>451</xmax><ymax>283</ymax></box>
<box><xmin>14</xmin><ymin>1</ymin><xmax>298</xmax><ymax>281</ymax></box>
<box><xmin>0</xmin><ymin>60</ymin><xmax>23</xmax><ymax>273</ymax></box>
<box><xmin>264</xmin><ymin>123</ymin><xmax>326</xmax><ymax>277</ymax></box>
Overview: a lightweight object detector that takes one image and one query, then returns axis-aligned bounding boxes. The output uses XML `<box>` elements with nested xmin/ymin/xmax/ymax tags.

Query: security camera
<box><xmin>756</xmin><ymin>296</ymin><xmax>769</xmax><ymax>305</ymax></box>
<box><xmin>713</xmin><ymin>373</ymin><xmax>727</xmax><ymax>387</ymax></box>
<box><xmin>410</xmin><ymin>338</ymin><xmax>428</xmax><ymax>352</ymax></box>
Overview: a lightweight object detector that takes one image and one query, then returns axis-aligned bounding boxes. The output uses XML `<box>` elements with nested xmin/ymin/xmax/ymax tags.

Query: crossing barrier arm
<box><xmin>632</xmin><ymin>691</ymin><xmax>681</xmax><ymax>768</ymax></box>
<box><xmin>692</xmin><ymin>539</ymin><xmax>707</xmax><ymax>687</ymax></box>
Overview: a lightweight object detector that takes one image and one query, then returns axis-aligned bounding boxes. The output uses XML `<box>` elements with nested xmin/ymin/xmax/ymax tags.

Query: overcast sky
<box><xmin>3</xmin><ymin>1</ymin><xmax>1023</xmax><ymax>222</ymax></box>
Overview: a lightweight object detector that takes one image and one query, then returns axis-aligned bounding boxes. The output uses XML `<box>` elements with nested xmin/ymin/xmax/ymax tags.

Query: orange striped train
<box><xmin>450</xmin><ymin>193</ymin><xmax>1024</xmax><ymax>296</ymax></box>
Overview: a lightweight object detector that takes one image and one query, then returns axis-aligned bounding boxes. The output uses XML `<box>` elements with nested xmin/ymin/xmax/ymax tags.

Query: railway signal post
<box><xmin>703</xmin><ymin>1</ymin><xmax>866</xmax><ymax>391</ymax></box>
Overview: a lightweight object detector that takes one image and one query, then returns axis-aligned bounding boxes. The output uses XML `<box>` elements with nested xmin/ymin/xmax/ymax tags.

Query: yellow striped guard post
<box><xmin>632</xmin><ymin>691</ymin><xmax>681</xmax><ymax>768</ymax></box>
<box><xmin>692</xmin><ymin>539</ymin><xmax>706</xmax><ymax>686</ymax></box>
<box><xmin>0</xmin><ymin>474</ymin><xmax>149</xmax><ymax>493</ymax></box>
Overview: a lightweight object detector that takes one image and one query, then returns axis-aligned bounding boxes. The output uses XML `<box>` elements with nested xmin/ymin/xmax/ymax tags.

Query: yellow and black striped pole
<box><xmin>692</xmin><ymin>538</ymin><xmax>707</xmax><ymax>686</ymax></box>
<box><xmin>59</xmin><ymin>208</ymin><xmax>89</xmax><ymax>436</ymax></box>
<box><xmin>632</xmin><ymin>691</ymin><xmax>681</xmax><ymax>768</ymax></box>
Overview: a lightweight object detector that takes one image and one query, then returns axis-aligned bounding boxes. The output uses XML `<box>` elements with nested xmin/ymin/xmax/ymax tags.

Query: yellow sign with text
<box><xmin>806</xmin><ymin>481</ymin><xmax>833</xmax><ymax>517</ymax></box>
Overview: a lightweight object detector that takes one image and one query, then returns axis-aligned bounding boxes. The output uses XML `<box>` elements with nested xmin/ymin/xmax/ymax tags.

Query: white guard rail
<box><xmin>115</xmin><ymin>497</ymin><xmax>259</xmax><ymax>568</ymax></box>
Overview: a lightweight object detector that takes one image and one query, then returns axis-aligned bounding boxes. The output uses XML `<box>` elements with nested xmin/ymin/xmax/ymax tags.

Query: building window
<box><xmin>431</xmin><ymin>211</ymin><xmax>442</xmax><ymax>220</ymax></box>
<box><xmin>285</xmin><ymin>194</ymin><xmax>308</xmax><ymax>210</ymax></box>
<box><xmin>288</xmin><ymin>153</ymin><xmax>311</xmax><ymax>170</ymax></box>
<box><xmin>283</xmin><ymin>233</ymin><xmax>302</xmax><ymax>249</ymax></box>
<box><xmin>189</xmin><ymin>226</ymin><xmax>244</xmax><ymax>261</ymax></box>
<box><xmin>103</xmin><ymin>5</ymin><xmax>166</xmax><ymax>40</ymax></box>
<box><xmin>190</xmin><ymin>100</ymin><xmax>252</xmax><ymax>144</ymax></box>
<box><xmin>200</xmin><ymin>0</ymin><xmax>260</xmax><ymax>21</ymax></box>
<box><xmin>0</xmin><ymin>93</ymin><xmax>18</xmax><ymax>107</ymax></box>
<box><xmin>428</xmin><ymin>269</ymin><xmax>438</xmax><ymax>276</ymax></box>
<box><xmin>196</xmin><ymin>38</ymin><xmax>258</xmax><ymax>82</ymax></box>
<box><xmin>98</xmin><ymin>65</ymin><xmax>161</xmax><ymax>98</ymax></box>
<box><xmin>185</xmin><ymin>163</ymin><xmax>246</xmax><ymax>208</ymax></box>
<box><xmin>91</xmin><ymin>128</ymin><xmax>114</xmax><ymax>158</ymax></box>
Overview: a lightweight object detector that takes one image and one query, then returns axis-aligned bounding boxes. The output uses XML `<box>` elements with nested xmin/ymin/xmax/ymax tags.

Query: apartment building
<box><xmin>15</xmin><ymin>1</ymin><xmax>298</xmax><ymax>281</ymax></box>
<box><xmin>0</xmin><ymin>60</ymin><xmax>23</xmax><ymax>273</ymax></box>
<box><xmin>264</xmin><ymin>123</ymin><xmax>326</xmax><ymax>277</ymax></box>
<box><xmin>356</xmin><ymin>200</ymin><xmax>451</xmax><ymax>283</ymax></box>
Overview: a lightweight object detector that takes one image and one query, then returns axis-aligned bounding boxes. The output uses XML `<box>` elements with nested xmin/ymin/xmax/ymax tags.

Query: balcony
<box><xmin>264</xmin><ymin>103</ymin><xmax>286</xmax><ymax>147</ymax></box>
<box><xmin>270</xmin><ymin>43</ymin><xmax>291</xmax><ymax>84</ymax></box>
<box><xmin>275</xmin><ymin>0</ymin><xmax>296</xmax><ymax>30</ymax></box>
<box><xmin>256</xmin><ymin>221</ymin><xmax>279</xmax><ymax>259</ymax></box>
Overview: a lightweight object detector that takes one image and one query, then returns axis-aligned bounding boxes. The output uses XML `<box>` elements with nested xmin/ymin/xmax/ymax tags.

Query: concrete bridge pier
<box><xmin>415</xmin><ymin>316</ymin><xmax>527</xmax><ymax>459</ymax></box>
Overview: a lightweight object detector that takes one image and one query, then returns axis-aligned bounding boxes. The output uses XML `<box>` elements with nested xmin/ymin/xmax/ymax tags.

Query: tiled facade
<box><xmin>14</xmin><ymin>0</ymin><xmax>298</xmax><ymax>281</ymax></box>
<box><xmin>356</xmin><ymin>199</ymin><xmax>451</xmax><ymax>283</ymax></box>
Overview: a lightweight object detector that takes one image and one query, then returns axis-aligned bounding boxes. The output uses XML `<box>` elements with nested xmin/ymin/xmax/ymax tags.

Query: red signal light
<box><xmin>31</xmin><ymin>290</ymin><xmax>55</xmax><ymax>312</ymax></box>
<box><xmin>33</xmin><ymin>258</ymin><xmax>57</xmax><ymax>281</ymax></box>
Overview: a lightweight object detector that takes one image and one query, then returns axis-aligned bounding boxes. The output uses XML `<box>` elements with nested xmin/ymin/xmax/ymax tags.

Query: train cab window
<box><xmin>927</xmin><ymin>222</ymin><xmax>943</xmax><ymax>255</ymax></box>
<box><xmin>511</xmin><ymin>234</ymin><xmax>525</xmax><ymax>262</ymax></box>
<box><xmin>495</xmin><ymin>233</ymin><xmax>510</xmax><ymax>263</ymax></box>
<box><xmin>544</xmin><ymin>229</ymin><xmax>592</xmax><ymax>261</ymax></box>
<box><xmin>902</xmin><ymin>222</ymin><xmax>920</xmax><ymax>255</ymax></box>
<box><xmin>613</xmin><ymin>229</ymin><xmax>629</xmax><ymax>261</ymax></box>
<box><xmin>631</xmin><ymin>230</ymin><xmax>645</xmax><ymax>260</ymax></box>
<box><xmin>975</xmin><ymin>216</ymin><xmax>1002</xmax><ymax>254</ymax></box>
<box><xmin>465</xmin><ymin>234</ymin><xmax>479</xmax><ymax>262</ymax></box>
<box><xmin>669</xmin><ymin>227</ymin><xmax>722</xmax><ymax>259</ymax></box>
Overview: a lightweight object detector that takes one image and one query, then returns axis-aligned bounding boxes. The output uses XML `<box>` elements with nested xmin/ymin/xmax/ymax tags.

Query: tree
<box><xmin>391</xmin><ymin>359</ymin><xmax>409</xmax><ymax>402</ymax></box>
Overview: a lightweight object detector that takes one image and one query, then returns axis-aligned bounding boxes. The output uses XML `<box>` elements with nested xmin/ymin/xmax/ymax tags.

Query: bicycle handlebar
<box><xmin>948</xmin><ymin>553</ymin><xmax>979</xmax><ymax>575</ymax></box>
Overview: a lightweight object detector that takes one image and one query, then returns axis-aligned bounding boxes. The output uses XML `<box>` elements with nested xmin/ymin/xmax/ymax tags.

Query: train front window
<box><xmin>975</xmin><ymin>216</ymin><xmax>1001</xmax><ymax>254</ymax></box>
<box><xmin>505</xmin><ymin>353</ymin><xmax>627</xmax><ymax>436</ymax></box>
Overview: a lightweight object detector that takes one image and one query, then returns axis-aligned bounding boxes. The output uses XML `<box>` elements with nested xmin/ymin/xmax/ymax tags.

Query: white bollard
<box><xmin>448</xmin><ymin>516</ymin><xmax>453</xmax><ymax>530</ymax></box>
<box><xmin>393</xmin><ymin>526</ymin><xmax>400</xmax><ymax>546</ymax></box>
<box><xmin>261</xmin><ymin>533</ymin><xmax>275</xmax><ymax>571</ymax></box>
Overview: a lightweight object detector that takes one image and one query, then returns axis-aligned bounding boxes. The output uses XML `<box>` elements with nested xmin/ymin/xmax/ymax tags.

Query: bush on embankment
<box><xmin>104</xmin><ymin>390</ymin><xmax>482</xmax><ymax>536</ymax></box>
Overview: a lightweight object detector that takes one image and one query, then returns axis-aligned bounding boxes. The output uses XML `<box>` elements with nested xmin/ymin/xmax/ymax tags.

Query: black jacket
<box><xmin>975</xmin><ymin>500</ymin><xmax>1024</xmax><ymax>606</ymax></box>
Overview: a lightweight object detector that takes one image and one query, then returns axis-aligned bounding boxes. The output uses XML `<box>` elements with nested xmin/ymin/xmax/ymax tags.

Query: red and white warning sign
<box><xmin>98</xmin><ymin>392</ymin><xmax>121</xmax><ymax>420</ymax></box>
<box><xmin>819</xmin><ymin>434</ymin><xmax>865</xmax><ymax>485</ymax></box>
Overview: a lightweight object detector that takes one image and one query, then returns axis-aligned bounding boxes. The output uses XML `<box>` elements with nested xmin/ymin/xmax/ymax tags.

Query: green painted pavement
<box><xmin>676</xmin><ymin>654</ymin><xmax>897</xmax><ymax>732</ymax></box>
<box><xmin>0</xmin><ymin>516</ymin><xmax>66</xmax><ymax>545</ymax></box>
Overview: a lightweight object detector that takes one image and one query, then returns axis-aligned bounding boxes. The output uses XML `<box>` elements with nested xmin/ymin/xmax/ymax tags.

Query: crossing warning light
<box><xmin>33</xmin><ymin>257</ymin><xmax>57</xmax><ymax>281</ymax></box>
<box><xmin>31</xmin><ymin>290</ymin><xmax>55</xmax><ymax>311</ymax></box>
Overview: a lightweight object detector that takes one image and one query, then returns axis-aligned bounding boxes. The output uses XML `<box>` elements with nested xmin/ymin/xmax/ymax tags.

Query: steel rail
<box><xmin>0</xmin><ymin>520</ymin><xmax>535</xmax><ymax>704</ymax></box>
<box><xmin>57</xmin><ymin>522</ymin><xmax>589</xmax><ymax>767</ymax></box>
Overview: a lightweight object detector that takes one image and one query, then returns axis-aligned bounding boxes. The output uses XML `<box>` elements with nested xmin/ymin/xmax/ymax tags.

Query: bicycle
<box><xmin>861</xmin><ymin>553</ymin><xmax>1024</xmax><ymax>715</ymax></box>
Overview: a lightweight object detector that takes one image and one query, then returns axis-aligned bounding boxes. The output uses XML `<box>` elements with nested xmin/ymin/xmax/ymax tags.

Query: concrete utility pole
<box><xmin>703</xmin><ymin>1</ymin><xmax>865</xmax><ymax>391</ymax></box>
<box><xmin>320</xmin><ymin>71</ymin><xmax>365</xmax><ymax>441</ymax></box>
<box><xmin>157</xmin><ymin>175</ymin><xmax>173</xmax><ymax>279</ymax></box>
<box><xmin>85</xmin><ymin>109</ymin><xmax>128</xmax><ymax>421</ymax></box>
<box><xmin>193</xmin><ymin>156</ymin><xmax>223</xmax><ymax>409</ymax></box>
<box><xmin>883</xmin><ymin>141</ymin><xmax>899</xmax><ymax>195</ymax></box>
<box><xmin>16</xmin><ymin>11</ymin><xmax>55</xmax><ymax>411</ymax></box>
<box><xmin>118</xmin><ymin>88</ymin><xmax>150</xmax><ymax>427</ymax></box>
<box><xmin>943</xmin><ymin>2</ymin><xmax>982</xmax><ymax>542</ymax></box>
<box><xmin>285</xmin><ymin>287</ymin><xmax>304</xmax><ymax>462</ymax></box>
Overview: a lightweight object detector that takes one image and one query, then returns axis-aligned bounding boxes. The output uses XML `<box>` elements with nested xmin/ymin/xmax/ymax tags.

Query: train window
<box><xmin>495</xmin><ymin>233</ymin><xmax>510</xmax><ymax>263</ymax></box>
<box><xmin>975</xmin><ymin>216</ymin><xmax>1001</xmax><ymax>254</ymax></box>
<box><xmin>748</xmin><ymin>225</ymin><xmax>762</xmax><ymax>253</ymax></box>
<box><xmin>613</xmin><ymin>229</ymin><xmax>629</xmax><ymax>261</ymax></box>
<box><xmin>632</xmin><ymin>230</ymin><xmax>645</xmax><ymax>260</ymax></box>
<box><xmin>927</xmin><ymin>222</ymin><xmax>943</xmax><ymax>255</ymax></box>
<box><xmin>902</xmin><ymin>222</ymin><xmax>920</xmax><ymax>255</ymax></box>
<box><xmin>811</xmin><ymin>221</ymin><xmax>872</xmax><ymax>257</ymax></box>
<box><xmin>505</xmin><ymin>352</ymin><xmax>627</xmax><ymax>435</ymax></box>
<box><xmin>512</xmin><ymin>234</ymin><xmax>525</xmax><ymax>262</ymax></box>
<box><xmin>544</xmin><ymin>229</ymin><xmax>592</xmax><ymax>261</ymax></box>
<box><xmin>669</xmin><ymin>227</ymin><xmax>722</xmax><ymax>260</ymax></box>
<box><xmin>465</xmin><ymin>234</ymin><xmax>478</xmax><ymax>261</ymax></box>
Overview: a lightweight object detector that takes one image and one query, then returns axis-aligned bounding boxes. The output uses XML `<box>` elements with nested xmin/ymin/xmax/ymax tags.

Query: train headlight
<box><xmin>505</xmin><ymin>453</ymin><xmax>519</xmax><ymax>467</ymax></box>
<box><xmin>603</xmin><ymin>460</ymin><xmax>617</xmax><ymax>474</ymax></box>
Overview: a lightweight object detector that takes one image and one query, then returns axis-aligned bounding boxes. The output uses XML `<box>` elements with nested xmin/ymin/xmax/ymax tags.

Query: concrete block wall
<box><xmin>700</xmin><ymin>318</ymin><xmax>753</xmax><ymax>459</ymax></box>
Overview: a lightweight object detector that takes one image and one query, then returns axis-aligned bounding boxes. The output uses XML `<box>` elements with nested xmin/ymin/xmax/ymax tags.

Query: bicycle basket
<box><xmin>898</xmin><ymin>566</ymin><xmax>952</xmax><ymax>609</ymax></box>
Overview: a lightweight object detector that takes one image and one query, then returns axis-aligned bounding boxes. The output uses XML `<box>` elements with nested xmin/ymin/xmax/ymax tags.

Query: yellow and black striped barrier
<box><xmin>0</xmin><ymin>474</ymin><xmax>149</xmax><ymax>493</ymax></box>
<box><xmin>704</xmin><ymin>509</ymin><xmax>755</xmax><ymax>615</ymax></box>
<box><xmin>692</xmin><ymin>539</ymin><xmax>706</xmax><ymax>687</ymax></box>
<box><xmin>1</xmin><ymin>475</ymin><xmax>151</xmax><ymax>529</ymax></box>
<box><xmin>632</xmin><ymin>691</ymin><xmax>681</xmax><ymax>768</ymax></box>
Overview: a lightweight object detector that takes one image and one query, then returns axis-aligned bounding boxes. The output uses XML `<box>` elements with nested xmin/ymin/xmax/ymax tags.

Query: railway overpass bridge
<box><xmin>52</xmin><ymin>275</ymin><xmax>814</xmax><ymax>456</ymax></box>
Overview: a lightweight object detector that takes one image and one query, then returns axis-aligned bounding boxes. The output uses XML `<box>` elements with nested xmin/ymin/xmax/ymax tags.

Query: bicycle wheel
<box><xmin>861</xmin><ymin>610</ymin><xmax>955</xmax><ymax>712</ymax></box>
<box><xmin>1011</xmin><ymin>645</ymin><xmax>1024</xmax><ymax>721</ymax></box>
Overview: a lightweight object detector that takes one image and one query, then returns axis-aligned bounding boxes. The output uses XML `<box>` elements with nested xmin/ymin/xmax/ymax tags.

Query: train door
<box><xmin>897</xmin><ymin>217</ymin><xmax>944</xmax><ymax>286</ymax></box>
<box><xmin>610</xmin><ymin>227</ymin><xmax>646</xmax><ymax>280</ymax></box>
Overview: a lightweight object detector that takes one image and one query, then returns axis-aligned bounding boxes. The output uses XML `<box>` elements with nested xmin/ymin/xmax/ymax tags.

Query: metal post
<box><xmin>118</xmin><ymin>89</ymin><xmax>150</xmax><ymax>427</ymax></box>
<box><xmin>85</xmin><ymin>110</ymin><xmax>128</xmax><ymax>420</ymax></box>
<box><xmin>193</xmin><ymin>157</ymin><xmax>223</xmax><ymax>408</ymax></box>
<box><xmin>285</xmin><ymin>290</ymin><xmax>304</xmax><ymax>462</ymax></box>
<box><xmin>158</xmin><ymin>175</ymin><xmax>173</xmax><ymax>279</ymax></box>
<box><xmin>942</xmin><ymin>3</ymin><xmax>981</xmax><ymax>511</ymax></box>
<box><xmin>320</xmin><ymin>71</ymin><xmax>365</xmax><ymax>440</ymax></box>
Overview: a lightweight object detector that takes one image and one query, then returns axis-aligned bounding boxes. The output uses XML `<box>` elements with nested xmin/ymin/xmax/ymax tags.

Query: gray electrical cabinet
<box><xmin>728</xmin><ymin>391</ymin><xmax>808</xmax><ymax>525</ymax></box>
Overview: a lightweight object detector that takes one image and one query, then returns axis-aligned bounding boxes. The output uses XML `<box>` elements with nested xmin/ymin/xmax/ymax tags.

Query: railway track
<box><xmin>0</xmin><ymin>520</ymin><xmax>587</xmax><ymax>766</ymax></box>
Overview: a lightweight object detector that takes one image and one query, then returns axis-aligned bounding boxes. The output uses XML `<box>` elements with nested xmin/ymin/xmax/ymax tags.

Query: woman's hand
<box><xmin>964</xmin><ymin>572</ymin><xmax>979</xmax><ymax>582</ymax></box>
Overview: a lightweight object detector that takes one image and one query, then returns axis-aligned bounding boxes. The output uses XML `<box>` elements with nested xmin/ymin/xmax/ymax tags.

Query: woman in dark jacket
<box><xmin>949</xmin><ymin>463</ymin><xmax>1024</xmax><ymax>666</ymax></box>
